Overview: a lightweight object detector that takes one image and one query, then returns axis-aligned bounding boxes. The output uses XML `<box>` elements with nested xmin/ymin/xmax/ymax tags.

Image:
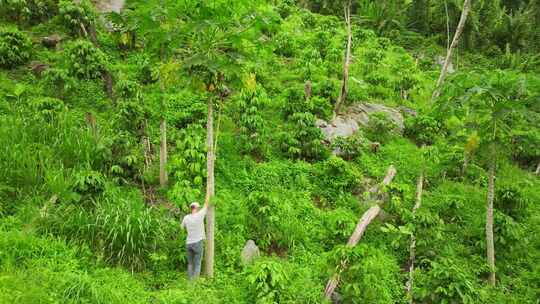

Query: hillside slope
<box><xmin>1</xmin><ymin>1</ymin><xmax>539</xmax><ymax>303</ymax></box>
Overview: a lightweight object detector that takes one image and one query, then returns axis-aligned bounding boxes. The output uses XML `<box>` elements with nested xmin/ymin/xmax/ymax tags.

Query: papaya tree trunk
<box><xmin>486</xmin><ymin>159</ymin><xmax>496</xmax><ymax>285</ymax></box>
<box><xmin>432</xmin><ymin>0</ymin><xmax>471</xmax><ymax>100</ymax></box>
<box><xmin>333</xmin><ymin>0</ymin><xmax>352</xmax><ymax>116</ymax></box>
<box><xmin>159</xmin><ymin>118</ymin><xmax>168</xmax><ymax>187</ymax></box>
<box><xmin>323</xmin><ymin>165</ymin><xmax>396</xmax><ymax>300</ymax></box>
<box><xmin>205</xmin><ymin>98</ymin><xmax>215</xmax><ymax>278</ymax></box>
<box><xmin>405</xmin><ymin>171</ymin><xmax>424</xmax><ymax>303</ymax></box>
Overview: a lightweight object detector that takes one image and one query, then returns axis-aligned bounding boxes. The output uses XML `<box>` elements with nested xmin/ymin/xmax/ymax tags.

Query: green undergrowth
<box><xmin>0</xmin><ymin>0</ymin><xmax>539</xmax><ymax>303</ymax></box>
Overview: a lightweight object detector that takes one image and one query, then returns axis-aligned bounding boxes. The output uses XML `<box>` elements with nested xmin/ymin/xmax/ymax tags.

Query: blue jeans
<box><xmin>186</xmin><ymin>240</ymin><xmax>204</xmax><ymax>280</ymax></box>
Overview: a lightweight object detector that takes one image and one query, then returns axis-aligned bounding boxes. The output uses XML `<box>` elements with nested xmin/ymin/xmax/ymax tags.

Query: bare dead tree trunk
<box><xmin>432</xmin><ymin>0</ymin><xmax>471</xmax><ymax>101</ymax></box>
<box><xmin>102</xmin><ymin>72</ymin><xmax>114</xmax><ymax>100</ymax></box>
<box><xmin>159</xmin><ymin>118</ymin><xmax>168</xmax><ymax>187</ymax></box>
<box><xmin>205</xmin><ymin>97</ymin><xmax>215</xmax><ymax>278</ymax></box>
<box><xmin>333</xmin><ymin>0</ymin><xmax>352</xmax><ymax>116</ymax></box>
<box><xmin>323</xmin><ymin>165</ymin><xmax>396</xmax><ymax>300</ymax></box>
<box><xmin>304</xmin><ymin>80</ymin><xmax>312</xmax><ymax>100</ymax></box>
<box><xmin>486</xmin><ymin>158</ymin><xmax>496</xmax><ymax>285</ymax></box>
<box><xmin>405</xmin><ymin>171</ymin><xmax>424</xmax><ymax>303</ymax></box>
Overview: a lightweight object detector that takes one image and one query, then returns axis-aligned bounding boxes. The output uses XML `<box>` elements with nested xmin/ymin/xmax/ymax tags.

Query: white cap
<box><xmin>190</xmin><ymin>202</ymin><xmax>200</xmax><ymax>209</ymax></box>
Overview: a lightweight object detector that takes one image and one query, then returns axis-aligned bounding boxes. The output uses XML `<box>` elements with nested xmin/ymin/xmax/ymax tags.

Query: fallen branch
<box><xmin>323</xmin><ymin>165</ymin><xmax>397</xmax><ymax>300</ymax></box>
<box><xmin>368</xmin><ymin>166</ymin><xmax>397</xmax><ymax>194</ymax></box>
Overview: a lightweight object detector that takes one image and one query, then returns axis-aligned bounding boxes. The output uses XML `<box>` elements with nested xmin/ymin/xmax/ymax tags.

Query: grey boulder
<box><xmin>241</xmin><ymin>240</ymin><xmax>261</xmax><ymax>265</ymax></box>
<box><xmin>316</xmin><ymin>102</ymin><xmax>404</xmax><ymax>142</ymax></box>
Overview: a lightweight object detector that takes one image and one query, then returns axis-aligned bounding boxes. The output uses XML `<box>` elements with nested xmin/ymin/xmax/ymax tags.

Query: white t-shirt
<box><xmin>181</xmin><ymin>207</ymin><xmax>207</xmax><ymax>244</ymax></box>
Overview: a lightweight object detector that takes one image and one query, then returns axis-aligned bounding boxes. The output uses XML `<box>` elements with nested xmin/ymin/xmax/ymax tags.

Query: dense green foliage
<box><xmin>0</xmin><ymin>26</ymin><xmax>32</xmax><ymax>67</ymax></box>
<box><xmin>0</xmin><ymin>0</ymin><xmax>539</xmax><ymax>303</ymax></box>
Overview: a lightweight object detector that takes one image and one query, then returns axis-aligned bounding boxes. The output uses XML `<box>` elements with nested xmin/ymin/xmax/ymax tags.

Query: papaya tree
<box><xmin>179</xmin><ymin>0</ymin><xmax>261</xmax><ymax>277</ymax></box>
<box><xmin>459</xmin><ymin>71</ymin><xmax>528</xmax><ymax>285</ymax></box>
<box><xmin>133</xmin><ymin>1</ymin><xmax>184</xmax><ymax>187</ymax></box>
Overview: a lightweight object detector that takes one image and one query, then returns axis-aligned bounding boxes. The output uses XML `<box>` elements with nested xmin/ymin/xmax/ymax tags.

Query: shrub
<box><xmin>43</xmin><ymin>67</ymin><xmax>76</xmax><ymax>98</ymax></box>
<box><xmin>72</xmin><ymin>169</ymin><xmax>106</xmax><ymax>202</ymax></box>
<box><xmin>236</xmin><ymin>87</ymin><xmax>268</xmax><ymax>157</ymax></box>
<box><xmin>115</xmin><ymin>99</ymin><xmax>145</xmax><ymax>132</ymax></box>
<box><xmin>59</xmin><ymin>0</ymin><xmax>97</xmax><ymax>36</ymax></box>
<box><xmin>0</xmin><ymin>27</ymin><xmax>32</xmax><ymax>68</ymax></box>
<box><xmin>495</xmin><ymin>182</ymin><xmax>529</xmax><ymax>220</ymax></box>
<box><xmin>170</xmin><ymin>124</ymin><xmax>207</xmax><ymax>187</ymax></box>
<box><xmin>114</xmin><ymin>78</ymin><xmax>142</xmax><ymax>100</ymax></box>
<box><xmin>274</xmin><ymin>32</ymin><xmax>297</xmax><ymax>57</ymax></box>
<box><xmin>328</xmin><ymin>244</ymin><xmax>404</xmax><ymax>303</ymax></box>
<box><xmin>279</xmin><ymin>112</ymin><xmax>328</xmax><ymax>161</ymax></box>
<box><xmin>312</xmin><ymin>156</ymin><xmax>362</xmax><ymax>204</ymax></box>
<box><xmin>415</xmin><ymin>255</ymin><xmax>484</xmax><ymax>303</ymax></box>
<box><xmin>246</xmin><ymin>259</ymin><xmax>289</xmax><ymax>304</ymax></box>
<box><xmin>64</xmin><ymin>40</ymin><xmax>108</xmax><ymax>79</ymax></box>
<box><xmin>30</xmin><ymin>97</ymin><xmax>65</xmax><ymax>122</ymax></box>
<box><xmin>365</xmin><ymin>112</ymin><xmax>399</xmax><ymax>143</ymax></box>
<box><xmin>166</xmin><ymin>90</ymin><xmax>206</xmax><ymax>128</ymax></box>
<box><xmin>0</xmin><ymin>0</ymin><xmax>57</xmax><ymax>24</ymax></box>
<box><xmin>405</xmin><ymin>115</ymin><xmax>443</xmax><ymax>146</ymax></box>
<box><xmin>332</xmin><ymin>132</ymin><xmax>369</xmax><ymax>160</ymax></box>
<box><xmin>246</xmin><ymin>191</ymin><xmax>309</xmax><ymax>252</ymax></box>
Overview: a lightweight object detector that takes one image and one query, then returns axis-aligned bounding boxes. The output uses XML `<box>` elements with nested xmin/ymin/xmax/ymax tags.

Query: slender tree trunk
<box><xmin>334</xmin><ymin>0</ymin><xmax>352</xmax><ymax>117</ymax></box>
<box><xmin>432</xmin><ymin>0</ymin><xmax>471</xmax><ymax>101</ymax></box>
<box><xmin>304</xmin><ymin>80</ymin><xmax>312</xmax><ymax>100</ymax></box>
<box><xmin>323</xmin><ymin>165</ymin><xmax>396</xmax><ymax>300</ymax></box>
<box><xmin>102</xmin><ymin>73</ymin><xmax>114</xmax><ymax>100</ymax></box>
<box><xmin>486</xmin><ymin>159</ymin><xmax>496</xmax><ymax>285</ymax></box>
<box><xmin>444</xmin><ymin>0</ymin><xmax>450</xmax><ymax>50</ymax></box>
<box><xmin>142</xmin><ymin>119</ymin><xmax>152</xmax><ymax>170</ymax></box>
<box><xmin>205</xmin><ymin>98</ymin><xmax>215</xmax><ymax>278</ymax></box>
<box><xmin>535</xmin><ymin>161</ymin><xmax>540</xmax><ymax>175</ymax></box>
<box><xmin>462</xmin><ymin>152</ymin><xmax>469</xmax><ymax>176</ymax></box>
<box><xmin>159</xmin><ymin>118</ymin><xmax>168</xmax><ymax>187</ymax></box>
<box><xmin>405</xmin><ymin>171</ymin><xmax>424</xmax><ymax>303</ymax></box>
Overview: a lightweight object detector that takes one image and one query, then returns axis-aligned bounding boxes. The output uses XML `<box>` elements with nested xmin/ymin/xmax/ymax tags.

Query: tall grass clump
<box><xmin>41</xmin><ymin>186</ymin><xmax>167</xmax><ymax>270</ymax></box>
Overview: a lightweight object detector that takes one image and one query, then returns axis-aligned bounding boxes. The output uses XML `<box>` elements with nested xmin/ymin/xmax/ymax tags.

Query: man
<box><xmin>181</xmin><ymin>200</ymin><xmax>208</xmax><ymax>280</ymax></box>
